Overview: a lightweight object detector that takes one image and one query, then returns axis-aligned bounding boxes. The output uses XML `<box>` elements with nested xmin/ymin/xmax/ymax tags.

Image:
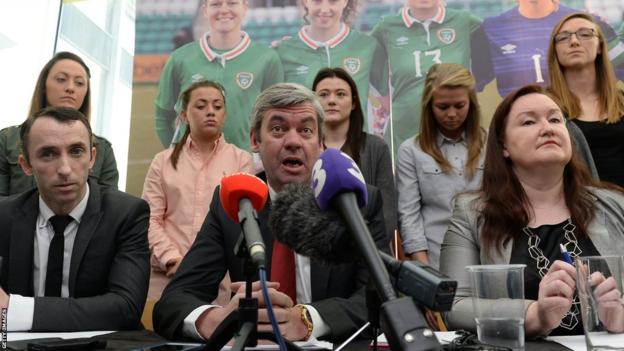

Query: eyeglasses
<box><xmin>554</xmin><ymin>28</ymin><xmax>597</xmax><ymax>43</ymax></box>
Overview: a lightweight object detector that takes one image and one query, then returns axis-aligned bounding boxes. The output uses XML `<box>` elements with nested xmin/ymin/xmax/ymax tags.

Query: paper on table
<box><xmin>221</xmin><ymin>337</ymin><xmax>332</xmax><ymax>350</ymax></box>
<box><xmin>548</xmin><ymin>333</ymin><xmax>624</xmax><ymax>351</ymax></box>
<box><xmin>374</xmin><ymin>332</ymin><xmax>458</xmax><ymax>347</ymax></box>
<box><xmin>7</xmin><ymin>330</ymin><xmax>114</xmax><ymax>342</ymax></box>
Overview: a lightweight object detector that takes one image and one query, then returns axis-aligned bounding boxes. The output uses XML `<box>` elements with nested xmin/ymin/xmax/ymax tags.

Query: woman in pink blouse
<box><xmin>142</xmin><ymin>80</ymin><xmax>252</xmax><ymax>299</ymax></box>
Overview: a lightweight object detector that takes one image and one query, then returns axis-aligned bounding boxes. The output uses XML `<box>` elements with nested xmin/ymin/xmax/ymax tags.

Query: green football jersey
<box><xmin>155</xmin><ymin>32</ymin><xmax>284</xmax><ymax>151</ymax></box>
<box><xmin>372</xmin><ymin>7</ymin><xmax>481</xmax><ymax>155</ymax></box>
<box><xmin>275</xmin><ymin>25</ymin><xmax>388</xmax><ymax>129</ymax></box>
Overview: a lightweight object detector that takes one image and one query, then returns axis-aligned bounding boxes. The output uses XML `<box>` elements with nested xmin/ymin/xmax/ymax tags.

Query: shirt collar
<box><xmin>200</xmin><ymin>31</ymin><xmax>251</xmax><ymax>64</ymax></box>
<box><xmin>402</xmin><ymin>5</ymin><xmax>446</xmax><ymax>28</ymax></box>
<box><xmin>38</xmin><ymin>183</ymin><xmax>90</xmax><ymax>228</ymax></box>
<box><xmin>268</xmin><ymin>184</ymin><xmax>277</xmax><ymax>201</ymax></box>
<box><xmin>187</xmin><ymin>134</ymin><xmax>225</xmax><ymax>155</ymax></box>
<box><xmin>298</xmin><ymin>23</ymin><xmax>350</xmax><ymax>50</ymax></box>
<box><xmin>436</xmin><ymin>130</ymin><xmax>466</xmax><ymax>147</ymax></box>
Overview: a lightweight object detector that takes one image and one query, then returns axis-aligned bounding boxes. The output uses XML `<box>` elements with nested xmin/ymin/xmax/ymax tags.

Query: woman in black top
<box><xmin>547</xmin><ymin>12</ymin><xmax>624</xmax><ymax>186</ymax></box>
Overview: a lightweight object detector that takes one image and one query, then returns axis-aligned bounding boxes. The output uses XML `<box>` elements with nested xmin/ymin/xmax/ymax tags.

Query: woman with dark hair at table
<box><xmin>0</xmin><ymin>51</ymin><xmax>118</xmax><ymax>196</ymax></box>
<box><xmin>312</xmin><ymin>67</ymin><xmax>396</xmax><ymax>240</ymax></box>
<box><xmin>440</xmin><ymin>85</ymin><xmax>624</xmax><ymax>336</ymax></box>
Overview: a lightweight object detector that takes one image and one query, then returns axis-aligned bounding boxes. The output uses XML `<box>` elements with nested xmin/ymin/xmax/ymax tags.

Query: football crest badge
<box><xmin>343</xmin><ymin>58</ymin><xmax>361</xmax><ymax>74</ymax></box>
<box><xmin>236</xmin><ymin>72</ymin><xmax>254</xmax><ymax>89</ymax></box>
<box><xmin>437</xmin><ymin>28</ymin><xmax>456</xmax><ymax>44</ymax></box>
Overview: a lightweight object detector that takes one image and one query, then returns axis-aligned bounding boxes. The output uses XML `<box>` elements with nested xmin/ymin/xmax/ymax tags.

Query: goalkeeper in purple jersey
<box><xmin>471</xmin><ymin>0</ymin><xmax>624</xmax><ymax>98</ymax></box>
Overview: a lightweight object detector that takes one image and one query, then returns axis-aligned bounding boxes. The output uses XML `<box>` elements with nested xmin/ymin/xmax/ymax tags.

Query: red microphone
<box><xmin>220</xmin><ymin>173</ymin><xmax>269</xmax><ymax>267</ymax></box>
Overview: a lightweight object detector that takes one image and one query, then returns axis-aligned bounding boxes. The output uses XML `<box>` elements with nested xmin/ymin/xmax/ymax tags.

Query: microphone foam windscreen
<box><xmin>220</xmin><ymin>172</ymin><xmax>269</xmax><ymax>223</ymax></box>
<box><xmin>269</xmin><ymin>183</ymin><xmax>360</xmax><ymax>265</ymax></box>
<box><xmin>311</xmin><ymin>148</ymin><xmax>368</xmax><ymax>211</ymax></box>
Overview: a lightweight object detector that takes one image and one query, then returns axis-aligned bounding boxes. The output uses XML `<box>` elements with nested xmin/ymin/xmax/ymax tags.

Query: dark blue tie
<box><xmin>45</xmin><ymin>215</ymin><xmax>72</xmax><ymax>297</ymax></box>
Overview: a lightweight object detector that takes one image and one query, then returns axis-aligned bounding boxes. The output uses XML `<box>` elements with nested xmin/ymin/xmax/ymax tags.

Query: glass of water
<box><xmin>575</xmin><ymin>255</ymin><xmax>624</xmax><ymax>351</ymax></box>
<box><xmin>466</xmin><ymin>264</ymin><xmax>526</xmax><ymax>351</ymax></box>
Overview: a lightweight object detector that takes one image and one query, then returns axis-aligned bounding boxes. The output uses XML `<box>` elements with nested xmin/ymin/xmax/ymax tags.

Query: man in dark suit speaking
<box><xmin>154</xmin><ymin>83</ymin><xmax>388</xmax><ymax>343</ymax></box>
<box><xmin>0</xmin><ymin>107</ymin><xmax>149</xmax><ymax>331</ymax></box>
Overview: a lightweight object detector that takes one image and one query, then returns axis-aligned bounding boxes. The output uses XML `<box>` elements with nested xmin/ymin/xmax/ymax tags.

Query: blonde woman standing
<box><xmin>396</xmin><ymin>63</ymin><xmax>486</xmax><ymax>269</ymax></box>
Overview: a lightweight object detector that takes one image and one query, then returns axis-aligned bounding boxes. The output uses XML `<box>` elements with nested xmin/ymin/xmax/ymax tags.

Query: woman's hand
<box><xmin>590</xmin><ymin>272</ymin><xmax>624</xmax><ymax>333</ymax></box>
<box><xmin>525</xmin><ymin>260</ymin><xmax>577</xmax><ymax>336</ymax></box>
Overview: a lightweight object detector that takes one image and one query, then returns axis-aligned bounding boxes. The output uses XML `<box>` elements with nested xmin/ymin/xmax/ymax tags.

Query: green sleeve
<box><xmin>467</xmin><ymin>11</ymin><xmax>482</xmax><ymax>33</ymax></box>
<box><xmin>155</xmin><ymin>55</ymin><xmax>181</xmax><ymax>147</ymax></box>
<box><xmin>370</xmin><ymin>21</ymin><xmax>385</xmax><ymax>49</ymax></box>
<box><xmin>263</xmin><ymin>49</ymin><xmax>285</xmax><ymax>88</ymax></box>
<box><xmin>370</xmin><ymin>36</ymin><xmax>389</xmax><ymax>96</ymax></box>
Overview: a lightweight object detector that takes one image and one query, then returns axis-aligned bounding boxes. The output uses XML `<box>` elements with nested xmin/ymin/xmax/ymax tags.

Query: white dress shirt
<box><xmin>182</xmin><ymin>185</ymin><xmax>329</xmax><ymax>340</ymax></box>
<box><xmin>7</xmin><ymin>185</ymin><xmax>90</xmax><ymax>331</ymax></box>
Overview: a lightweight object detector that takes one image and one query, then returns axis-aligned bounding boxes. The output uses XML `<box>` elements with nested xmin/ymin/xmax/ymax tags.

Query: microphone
<box><xmin>311</xmin><ymin>149</ymin><xmax>396</xmax><ymax>302</ymax></box>
<box><xmin>270</xmin><ymin>183</ymin><xmax>457</xmax><ymax>311</ymax></box>
<box><xmin>220</xmin><ymin>172</ymin><xmax>269</xmax><ymax>268</ymax></box>
<box><xmin>270</xmin><ymin>182</ymin><xmax>360</xmax><ymax>265</ymax></box>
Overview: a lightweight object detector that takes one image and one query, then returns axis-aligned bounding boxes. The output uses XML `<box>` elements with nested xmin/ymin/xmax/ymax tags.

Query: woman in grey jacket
<box><xmin>440</xmin><ymin>85</ymin><xmax>624</xmax><ymax>337</ymax></box>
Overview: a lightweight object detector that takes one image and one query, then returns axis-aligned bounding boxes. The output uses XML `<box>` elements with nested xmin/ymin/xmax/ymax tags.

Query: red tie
<box><xmin>271</xmin><ymin>240</ymin><xmax>297</xmax><ymax>303</ymax></box>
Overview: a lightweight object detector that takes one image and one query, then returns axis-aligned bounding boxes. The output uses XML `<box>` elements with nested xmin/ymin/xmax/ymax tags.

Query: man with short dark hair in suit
<box><xmin>0</xmin><ymin>106</ymin><xmax>149</xmax><ymax>331</ymax></box>
<box><xmin>153</xmin><ymin>83</ymin><xmax>389</xmax><ymax>343</ymax></box>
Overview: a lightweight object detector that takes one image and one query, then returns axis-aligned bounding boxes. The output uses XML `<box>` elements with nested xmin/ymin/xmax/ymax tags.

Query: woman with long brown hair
<box><xmin>548</xmin><ymin>12</ymin><xmax>624</xmax><ymax>186</ymax></box>
<box><xmin>440</xmin><ymin>85</ymin><xmax>624</xmax><ymax>336</ymax></box>
<box><xmin>396</xmin><ymin>63</ymin><xmax>486</xmax><ymax>269</ymax></box>
<box><xmin>143</xmin><ymin>80</ymin><xmax>252</xmax><ymax>299</ymax></box>
<box><xmin>0</xmin><ymin>51</ymin><xmax>118</xmax><ymax>196</ymax></box>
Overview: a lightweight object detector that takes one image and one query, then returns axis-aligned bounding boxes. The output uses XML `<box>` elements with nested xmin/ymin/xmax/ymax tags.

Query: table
<box><xmin>6</xmin><ymin>330</ymin><xmax>574</xmax><ymax>350</ymax></box>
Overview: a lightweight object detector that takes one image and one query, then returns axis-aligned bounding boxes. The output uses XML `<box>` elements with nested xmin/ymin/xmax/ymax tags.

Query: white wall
<box><xmin>0</xmin><ymin>0</ymin><xmax>60</xmax><ymax>127</ymax></box>
<box><xmin>0</xmin><ymin>0</ymin><xmax>135</xmax><ymax>191</ymax></box>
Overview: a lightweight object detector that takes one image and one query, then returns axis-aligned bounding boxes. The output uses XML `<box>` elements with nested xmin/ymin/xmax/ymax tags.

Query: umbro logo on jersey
<box><xmin>296</xmin><ymin>65</ymin><xmax>309</xmax><ymax>75</ymax></box>
<box><xmin>236</xmin><ymin>72</ymin><xmax>254</xmax><ymax>89</ymax></box>
<box><xmin>395</xmin><ymin>36</ymin><xmax>409</xmax><ymax>46</ymax></box>
<box><xmin>192</xmin><ymin>74</ymin><xmax>205</xmax><ymax>82</ymax></box>
<box><xmin>501</xmin><ymin>44</ymin><xmax>517</xmax><ymax>55</ymax></box>
<box><xmin>343</xmin><ymin>58</ymin><xmax>361</xmax><ymax>74</ymax></box>
<box><xmin>437</xmin><ymin>28</ymin><xmax>455</xmax><ymax>44</ymax></box>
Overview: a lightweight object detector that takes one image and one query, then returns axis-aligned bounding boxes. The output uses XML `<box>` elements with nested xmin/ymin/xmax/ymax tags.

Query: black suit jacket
<box><xmin>153</xmin><ymin>181</ymin><xmax>389</xmax><ymax>342</ymax></box>
<box><xmin>0</xmin><ymin>180</ymin><xmax>150</xmax><ymax>331</ymax></box>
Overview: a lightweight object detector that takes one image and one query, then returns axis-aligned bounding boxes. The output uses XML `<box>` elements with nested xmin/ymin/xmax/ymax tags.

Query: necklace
<box><xmin>523</xmin><ymin>218</ymin><xmax>580</xmax><ymax>331</ymax></box>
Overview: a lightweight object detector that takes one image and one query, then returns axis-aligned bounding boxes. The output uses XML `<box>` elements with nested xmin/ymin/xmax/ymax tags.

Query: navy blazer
<box><xmin>153</xmin><ymin>179</ymin><xmax>389</xmax><ymax>342</ymax></box>
<box><xmin>0</xmin><ymin>180</ymin><xmax>150</xmax><ymax>331</ymax></box>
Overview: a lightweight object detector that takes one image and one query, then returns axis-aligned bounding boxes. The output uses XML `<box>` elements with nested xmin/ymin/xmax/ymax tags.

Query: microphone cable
<box><xmin>259</xmin><ymin>268</ymin><xmax>288</xmax><ymax>351</ymax></box>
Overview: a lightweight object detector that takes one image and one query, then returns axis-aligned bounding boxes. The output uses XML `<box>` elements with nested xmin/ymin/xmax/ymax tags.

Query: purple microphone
<box><xmin>310</xmin><ymin>148</ymin><xmax>396</xmax><ymax>302</ymax></box>
<box><xmin>311</xmin><ymin>148</ymin><xmax>367</xmax><ymax>211</ymax></box>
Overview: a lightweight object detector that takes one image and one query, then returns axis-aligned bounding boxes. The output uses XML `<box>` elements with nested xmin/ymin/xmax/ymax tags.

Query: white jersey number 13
<box><xmin>413</xmin><ymin>49</ymin><xmax>442</xmax><ymax>77</ymax></box>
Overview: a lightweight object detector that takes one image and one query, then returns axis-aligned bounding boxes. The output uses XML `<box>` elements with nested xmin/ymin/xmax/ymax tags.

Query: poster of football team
<box><xmin>132</xmin><ymin>0</ymin><xmax>624</xmax><ymax>158</ymax></box>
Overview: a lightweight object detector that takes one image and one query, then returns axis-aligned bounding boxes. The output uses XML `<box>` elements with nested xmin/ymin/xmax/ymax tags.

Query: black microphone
<box><xmin>269</xmin><ymin>182</ymin><xmax>360</xmax><ymax>265</ymax></box>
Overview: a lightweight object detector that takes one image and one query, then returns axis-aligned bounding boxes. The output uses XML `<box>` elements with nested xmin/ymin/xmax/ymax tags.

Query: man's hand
<box><xmin>195</xmin><ymin>281</ymin><xmax>290</xmax><ymax>339</ymax></box>
<box><xmin>260</xmin><ymin>304</ymin><xmax>309</xmax><ymax>341</ymax></box>
<box><xmin>194</xmin><ymin>281</ymin><xmax>312</xmax><ymax>342</ymax></box>
<box><xmin>0</xmin><ymin>288</ymin><xmax>8</xmax><ymax>309</ymax></box>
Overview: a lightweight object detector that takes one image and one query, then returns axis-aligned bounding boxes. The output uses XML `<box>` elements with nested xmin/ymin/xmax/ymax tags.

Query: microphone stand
<box><xmin>336</xmin><ymin>193</ymin><xmax>441</xmax><ymax>351</ymax></box>
<box><xmin>204</xmin><ymin>231</ymin><xmax>303</xmax><ymax>350</ymax></box>
<box><xmin>366</xmin><ymin>282</ymin><xmax>381</xmax><ymax>351</ymax></box>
